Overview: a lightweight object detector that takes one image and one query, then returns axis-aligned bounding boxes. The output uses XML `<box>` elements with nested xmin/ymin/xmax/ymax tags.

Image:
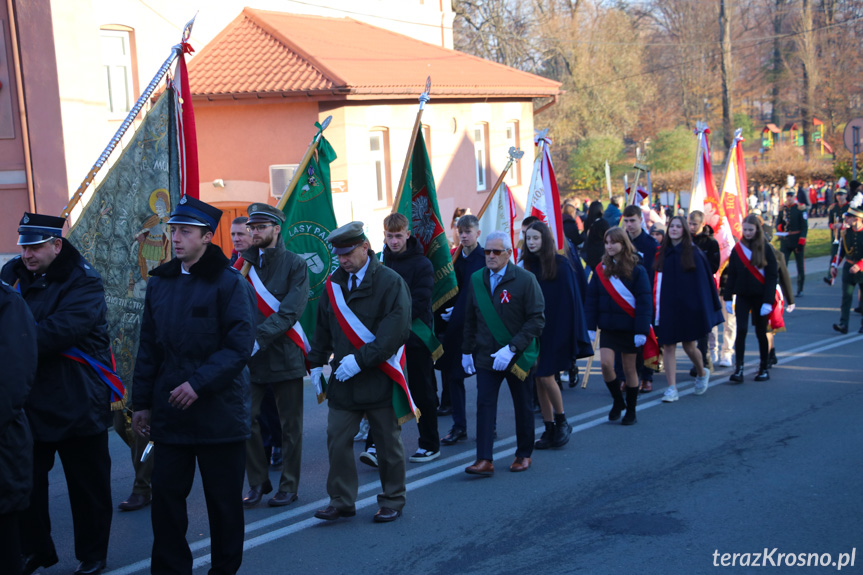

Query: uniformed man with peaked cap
<box><xmin>2</xmin><ymin>213</ymin><xmax>113</xmax><ymax>575</ymax></box>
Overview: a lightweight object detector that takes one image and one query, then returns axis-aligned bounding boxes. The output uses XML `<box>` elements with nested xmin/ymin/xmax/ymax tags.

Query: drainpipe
<box><xmin>534</xmin><ymin>95</ymin><xmax>558</xmax><ymax>117</ymax></box>
<box><xmin>6</xmin><ymin>0</ymin><xmax>36</xmax><ymax>211</ymax></box>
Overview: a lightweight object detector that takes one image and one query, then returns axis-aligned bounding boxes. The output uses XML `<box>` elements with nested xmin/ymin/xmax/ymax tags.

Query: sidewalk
<box><xmin>789</xmin><ymin>254</ymin><xmax>831</xmax><ymax>279</ymax></box>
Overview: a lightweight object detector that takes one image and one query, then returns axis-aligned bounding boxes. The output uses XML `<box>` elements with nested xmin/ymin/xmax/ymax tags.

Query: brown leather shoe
<box><xmin>268</xmin><ymin>491</ymin><xmax>298</xmax><ymax>507</ymax></box>
<box><xmin>465</xmin><ymin>459</ymin><xmax>494</xmax><ymax>476</ymax></box>
<box><xmin>314</xmin><ymin>505</ymin><xmax>357</xmax><ymax>520</ymax></box>
<box><xmin>118</xmin><ymin>492</ymin><xmax>151</xmax><ymax>511</ymax></box>
<box><xmin>243</xmin><ymin>480</ymin><xmax>273</xmax><ymax>508</ymax></box>
<box><xmin>373</xmin><ymin>507</ymin><xmax>402</xmax><ymax>523</ymax></box>
<box><xmin>509</xmin><ymin>457</ymin><xmax>531</xmax><ymax>472</ymax></box>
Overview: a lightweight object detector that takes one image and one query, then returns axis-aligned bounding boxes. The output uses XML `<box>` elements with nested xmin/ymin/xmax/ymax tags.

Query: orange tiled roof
<box><xmin>188</xmin><ymin>8</ymin><xmax>560</xmax><ymax>100</ymax></box>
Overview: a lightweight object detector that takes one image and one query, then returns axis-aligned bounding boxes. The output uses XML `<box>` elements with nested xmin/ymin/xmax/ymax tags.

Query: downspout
<box><xmin>534</xmin><ymin>95</ymin><xmax>558</xmax><ymax>117</ymax></box>
<box><xmin>6</xmin><ymin>0</ymin><xmax>35</xmax><ymax>211</ymax></box>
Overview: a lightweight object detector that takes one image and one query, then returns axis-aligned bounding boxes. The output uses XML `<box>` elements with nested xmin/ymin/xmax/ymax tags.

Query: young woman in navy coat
<box><xmin>653</xmin><ymin>216</ymin><xmax>724</xmax><ymax>402</ymax></box>
<box><xmin>520</xmin><ymin>222</ymin><xmax>592</xmax><ymax>447</ymax></box>
<box><xmin>585</xmin><ymin>227</ymin><xmax>652</xmax><ymax>425</ymax></box>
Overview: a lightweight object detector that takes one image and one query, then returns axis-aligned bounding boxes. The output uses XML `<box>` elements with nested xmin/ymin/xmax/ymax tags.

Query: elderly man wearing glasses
<box><xmin>461</xmin><ymin>231</ymin><xmax>545</xmax><ymax>476</ymax></box>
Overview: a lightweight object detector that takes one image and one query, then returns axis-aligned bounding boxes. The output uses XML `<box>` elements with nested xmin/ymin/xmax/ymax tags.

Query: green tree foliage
<box><xmin>568</xmin><ymin>135</ymin><xmax>624</xmax><ymax>190</ymax></box>
<box><xmin>647</xmin><ymin>126</ymin><xmax>696</xmax><ymax>173</ymax></box>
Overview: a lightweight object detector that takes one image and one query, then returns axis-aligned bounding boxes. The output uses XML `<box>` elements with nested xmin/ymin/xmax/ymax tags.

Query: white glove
<box><xmin>760</xmin><ymin>303</ymin><xmax>772</xmax><ymax>316</ymax></box>
<box><xmin>491</xmin><ymin>345</ymin><xmax>516</xmax><ymax>371</ymax></box>
<box><xmin>786</xmin><ymin>304</ymin><xmax>795</xmax><ymax>313</ymax></box>
<box><xmin>588</xmin><ymin>330</ymin><xmax>596</xmax><ymax>342</ymax></box>
<box><xmin>725</xmin><ymin>301</ymin><xmax>733</xmax><ymax>314</ymax></box>
<box><xmin>251</xmin><ymin>340</ymin><xmax>260</xmax><ymax>356</ymax></box>
<box><xmin>462</xmin><ymin>354</ymin><xmax>476</xmax><ymax>375</ymax></box>
<box><xmin>441</xmin><ymin>306</ymin><xmax>454</xmax><ymax>322</ymax></box>
<box><xmin>634</xmin><ymin>334</ymin><xmax>647</xmax><ymax>347</ymax></box>
<box><xmin>311</xmin><ymin>367</ymin><xmax>324</xmax><ymax>396</ymax></box>
<box><xmin>335</xmin><ymin>354</ymin><xmax>360</xmax><ymax>381</ymax></box>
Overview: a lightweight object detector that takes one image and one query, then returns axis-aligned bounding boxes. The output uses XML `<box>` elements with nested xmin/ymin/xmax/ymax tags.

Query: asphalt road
<box><xmin>38</xmin><ymin>260</ymin><xmax>862</xmax><ymax>574</ymax></box>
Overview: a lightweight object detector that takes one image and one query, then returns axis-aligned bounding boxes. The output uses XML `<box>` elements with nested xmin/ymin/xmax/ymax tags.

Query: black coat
<box><xmin>722</xmin><ymin>243</ymin><xmax>779</xmax><ymax>305</ymax></box>
<box><xmin>383</xmin><ymin>237</ymin><xmax>433</xmax><ymax>349</ymax></box>
<box><xmin>133</xmin><ymin>244</ymin><xmax>256</xmax><ymax>445</ymax></box>
<box><xmin>584</xmin><ymin>218</ymin><xmax>610</xmax><ymax>270</ymax></box>
<box><xmin>585</xmin><ymin>263</ymin><xmax>652</xmax><ymax>335</ymax></box>
<box><xmin>629</xmin><ymin>231</ymin><xmax>658</xmax><ymax>286</ymax></box>
<box><xmin>439</xmin><ymin>244</ymin><xmax>485</xmax><ymax>372</ymax></box>
<box><xmin>0</xmin><ymin>284</ymin><xmax>37</xmax><ymax>513</ymax></box>
<box><xmin>1</xmin><ymin>240</ymin><xmax>112</xmax><ymax>442</ymax></box>
<box><xmin>562</xmin><ymin>215</ymin><xmax>582</xmax><ymax>247</ymax></box>
<box><xmin>694</xmin><ymin>230</ymin><xmax>721</xmax><ymax>274</ymax></box>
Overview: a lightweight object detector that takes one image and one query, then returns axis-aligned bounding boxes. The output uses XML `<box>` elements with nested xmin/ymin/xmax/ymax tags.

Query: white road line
<box><xmin>103</xmin><ymin>332</ymin><xmax>863</xmax><ymax>575</ymax></box>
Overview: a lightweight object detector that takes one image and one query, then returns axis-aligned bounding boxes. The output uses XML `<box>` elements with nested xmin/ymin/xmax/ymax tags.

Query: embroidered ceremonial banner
<box><xmin>68</xmin><ymin>89</ymin><xmax>181</xmax><ymax>407</ymax></box>
<box><xmin>394</xmin><ymin>131</ymin><xmax>458</xmax><ymax>311</ymax></box>
<box><xmin>526</xmin><ymin>134</ymin><xmax>564</xmax><ymax>251</ymax></box>
<box><xmin>478</xmin><ymin>182</ymin><xmax>519</xmax><ymax>262</ymax></box>
<box><xmin>717</xmin><ymin>132</ymin><xmax>749</xmax><ymax>267</ymax></box>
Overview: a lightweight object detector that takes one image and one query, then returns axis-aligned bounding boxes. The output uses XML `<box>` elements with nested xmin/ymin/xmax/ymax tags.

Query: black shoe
<box><xmin>534</xmin><ymin>421</ymin><xmax>554</xmax><ymax>450</ymax></box>
<box><xmin>436</xmin><ymin>405</ymin><xmax>453</xmax><ymax>416</ymax></box>
<box><xmin>440</xmin><ymin>427</ymin><xmax>467</xmax><ymax>445</ymax></box>
<box><xmin>768</xmin><ymin>348</ymin><xmax>778</xmax><ymax>367</ymax></box>
<box><xmin>551</xmin><ymin>417</ymin><xmax>571</xmax><ymax>447</ymax></box>
<box><xmin>22</xmin><ymin>551</ymin><xmax>59</xmax><ymax>575</ymax></box>
<box><xmin>568</xmin><ymin>367</ymin><xmax>579</xmax><ymax>388</ymax></box>
<box><xmin>243</xmin><ymin>479</ymin><xmax>273</xmax><ymax>508</ymax></box>
<box><xmin>689</xmin><ymin>366</ymin><xmax>698</xmax><ymax>377</ymax></box>
<box><xmin>854</xmin><ymin>306</ymin><xmax>863</xmax><ymax>314</ymax></box>
<box><xmin>270</xmin><ymin>447</ymin><xmax>283</xmax><ymax>468</ymax></box>
<box><xmin>118</xmin><ymin>492</ymin><xmax>151</xmax><ymax>511</ymax></box>
<box><xmin>833</xmin><ymin>323</ymin><xmax>849</xmax><ymax>334</ymax></box>
<box><xmin>729</xmin><ymin>366</ymin><xmax>744</xmax><ymax>383</ymax></box>
<box><xmin>754</xmin><ymin>368</ymin><xmax>770</xmax><ymax>382</ymax></box>
<box><xmin>268</xmin><ymin>491</ymin><xmax>298</xmax><ymax>507</ymax></box>
<box><xmin>314</xmin><ymin>505</ymin><xmax>356</xmax><ymax>521</ymax></box>
<box><xmin>75</xmin><ymin>559</ymin><xmax>107</xmax><ymax>575</ymax></box>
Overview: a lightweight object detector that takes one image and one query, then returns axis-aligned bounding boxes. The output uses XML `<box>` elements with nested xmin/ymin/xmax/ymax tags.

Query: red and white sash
<box><xmin>734</xmin><ymin>243</ymin><xmax>764</xmax><ymax>283</ymax></box>
<box><xmin>234</xmin><ymin>257</ymin><xmax>311</xmax><ymax>368</ymax></box>
<box><xmin>733</xmin><ymin>243</ymin><xmax>785</xmax><ymax>330</ymax></box>
<box><xmin>326</xmin><ymin>278</ymin><xmax>418</xmax><ymax>419</ymax></box>
<box><xmin>598</xmin><ymin>264</ymin><xmax>660</xmax><ymax>368</ymax></box>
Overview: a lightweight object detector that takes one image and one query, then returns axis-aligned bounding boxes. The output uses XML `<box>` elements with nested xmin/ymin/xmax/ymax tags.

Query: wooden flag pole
<box><xmin>581</xmin><ymin>330</ymin><xmax>601</xmax><ymax>389</ymax></box>
<box><xmin>61</xmin><ymin>14</ymin><xmax>198</xmax><ymax>220</ymax></box>
<box><xmin>391</xmin><ymin>77</ymin><xmax>431</xmax><ymax>213</ymax></box>
<box><xmin>475</xmin><ymin>147</ymin><xmax>524</xmax><ymax>221</ymax></box>
<box><xmin>239</xmin><ymin>115</ymin><xmax>332</xmax><ymax>277</ymax></box>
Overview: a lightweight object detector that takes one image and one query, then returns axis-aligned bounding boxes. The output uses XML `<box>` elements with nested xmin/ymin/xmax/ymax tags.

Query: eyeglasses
<box><xmin>246</xmin><ymin>224</ymin><xmax>273</xmax><ymax>232</ymax></box>
<box><xmin>483</xmin><ymin>249</ymin><xmax>508</xmax><ymax>256</ymax></box>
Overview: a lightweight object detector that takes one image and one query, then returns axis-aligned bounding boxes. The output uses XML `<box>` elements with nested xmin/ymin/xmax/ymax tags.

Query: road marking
<box><xmin>103</xmin><ymin>333</ymin><xmax>863</xmax><ymax>575</ymax></box>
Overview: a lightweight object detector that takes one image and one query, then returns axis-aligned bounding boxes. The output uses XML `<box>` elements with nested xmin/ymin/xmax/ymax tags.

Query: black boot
<box><xmin>730</xmin><ymin>365</ymin><xmax>744</xmax><ymax>383</ymax></box>
<box><xmin>621</xmin><ymin>386</ymin><xmax>639</xmax><ymax>425</ymax></box>
<box><xmin>768</xmin><ymin>347</ymin><xmax>778</xmax><ymax>366</ymax></box>
<box><xmin>534</xmin><ymin>421</ymin><xmax>554</xmax><ymax>449</ymax></box>
<box><xmin>755</xmin><ymin>364</ymin><xmax>770</xmax><ymax>381</ymax></box>
<box><xmin>604</xmin><ymin>379</ymin><xmax>626</xmax><ymax>421</ymax></box>
<box><xmin>551</xmin><ymin>413</ymin><xmax>571</xmax><ymax>447</ymax></box>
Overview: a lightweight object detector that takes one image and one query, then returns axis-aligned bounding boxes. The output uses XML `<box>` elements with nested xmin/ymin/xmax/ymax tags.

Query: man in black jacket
<box><xmin>0</xmin><ymin>283</ymin><xmax>37</xmax><ymax>575</ymax></box>
<box><xmin>132</xmin><ymin>197</ymin><xmax>256</xmax><ymax>574</ymax></box>
<box><xmin>2</xmin><ymin>213</ymin><xmax>114</xmax><ymax>575</ymax></box>
<box><xmin>689</xmin><ymin>211</ymin><xmax>721</xmax><ymax>373</ymax></box>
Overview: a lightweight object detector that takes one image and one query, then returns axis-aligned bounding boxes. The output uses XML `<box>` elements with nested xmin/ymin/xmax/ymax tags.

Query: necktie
<box><xmin>490</xmin><ymin>273</ymin><xmax>500</xmax><ymax>293</ymax></box>
<box><xmin>351</xmin><ymin>274</ymin><xmax>358</xmax><ymax>291</ymax></box>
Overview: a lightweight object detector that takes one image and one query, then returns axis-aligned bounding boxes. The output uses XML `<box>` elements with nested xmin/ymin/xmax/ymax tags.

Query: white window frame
<box><xmin>473</xmin><ymin>123</ymin><xmax>487</xmax><ymax>192</ymax></box>
<box><xmin>505</xmin><ymin>121</ymin><xmax>520</xmax><ymax>185</ymax></box>
<box><xmin>369</xmin><ymin>131</ymin><xmax>389</xmax><ymax>205</ymax></box>
<box><xmin>100</xmin><ymin>29</ymin><xmax>135</xmax><ymax>118</ymax></box>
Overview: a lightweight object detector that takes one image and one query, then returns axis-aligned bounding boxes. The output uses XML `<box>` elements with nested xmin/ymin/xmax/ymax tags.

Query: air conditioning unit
<box><xmin>269</xmin><ymin>164</ymin><xmax>299</xmax><ymax>200</ymax></box>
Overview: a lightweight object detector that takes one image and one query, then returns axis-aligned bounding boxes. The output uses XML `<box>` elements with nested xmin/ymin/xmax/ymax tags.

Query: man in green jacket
<box><xmin>240</xmin><ymin>203</ymin><xmax>309</xmax><ymax>508</ymax></box>
<box><xmin>309</xmin><ymin>221</ymin><xmax>412</xmax><ymax>523</ymax></box>
<box><xmin>462</xmin><ymin>231</ymin><xmax>545</xmax><ymax>476</ymax></box>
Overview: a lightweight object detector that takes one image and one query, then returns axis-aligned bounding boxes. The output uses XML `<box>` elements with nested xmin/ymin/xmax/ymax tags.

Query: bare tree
<box><xmin>720</xmin><ymin>0</ymin><xmax>734</xmax><ymax>149</ymax></box>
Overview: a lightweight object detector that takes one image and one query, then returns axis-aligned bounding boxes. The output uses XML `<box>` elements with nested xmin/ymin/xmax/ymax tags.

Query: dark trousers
<box><xmin>475</xmin><ymin>369</ymin><xmax>534</xmax><ymax>461</ymax></box>
<box><xmin>151</xmin><ymin>441</ymin><xmax>245</xmax><ymax>575</ymax></box>
<box><xmin>0</xmin><ymin>512</ymin><xmax>22</xmax><ymax>575</ymax></box>
<box><xmin>734</xmin><ymin>295</ymin><xmax>770</xmax><ymax>369</ymax></box>
<box><xmin>447</xmin><ymin>369</ymin><xmax>468</xmax><ymax>431</ymax></box>
<box><xmin>258</xmin><ymin>384</ymin><xmax>282</xmax><ymax>451</ymax></box>
<box><xmin>406</xmin><ymin>346</ymin><xmax>440</xmax><ymax>452</ymax></box>
<box><xmin>839</xmin><ymin>264</ymin><xmax>863</xmax><ymax>327</ymax></box>
<box><xmin>20</xmin><ymin>431</ymin><xmax>112</xmax><ymax>562</ymax></box>
<box><xmin>781</xmin><ymin>244</ymin><xmax>805</xmax><ymax>293</ymax></box>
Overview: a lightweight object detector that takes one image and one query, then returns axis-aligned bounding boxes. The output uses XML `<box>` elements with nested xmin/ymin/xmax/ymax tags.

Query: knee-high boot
<box><xmin>604</xmin><ymin>379</ymin><xmax>626</xmax><ymax>421</ymax></box>
<box><xmin>622</xmin><ymin>386</ymin><xmax>639</xmax><ymax>425</ymax></box>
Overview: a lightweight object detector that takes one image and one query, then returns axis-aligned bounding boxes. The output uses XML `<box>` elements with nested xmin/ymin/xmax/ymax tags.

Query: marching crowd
<box><xmin>2</xmin><ymin>176</ymin><xmax>863</xmax><ymax>575</ymax></box>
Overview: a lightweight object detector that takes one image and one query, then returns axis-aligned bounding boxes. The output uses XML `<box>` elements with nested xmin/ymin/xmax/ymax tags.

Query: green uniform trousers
<box><xmin>245</xmin><ymin>378</ymin><xmax>303</xmax><ymax>494</ymax></box>
<box><xmin>839</xmin><ymin>264</ymin><xmax>863</xmax><ymax>328</ymax></box>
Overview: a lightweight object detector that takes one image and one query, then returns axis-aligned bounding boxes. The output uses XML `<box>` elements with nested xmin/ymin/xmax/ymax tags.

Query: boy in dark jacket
<box><xmin>689</xmin><ymin>211</ymin><xmax>721</xmax><ymax>374</ymax></box>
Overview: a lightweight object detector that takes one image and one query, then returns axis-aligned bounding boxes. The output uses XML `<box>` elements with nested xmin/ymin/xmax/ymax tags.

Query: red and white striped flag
<box><xmin>526</xmin><ymin>132</ymin><xmax>564</xmax><ymax>251</ymax></box>
<box><xmin>717</xmin><ymin>129</ymin><xmax>749</xmax><ymax>266</ymax></box>
<box><xmin>478</xmin><ymin>182</ymin><xmax>519</xmax><ymax>261</ymax></box>
<box><xmin>173</xmin><ymin>40</ymin><xmax>199</xmax><ymax>199</ymax></box>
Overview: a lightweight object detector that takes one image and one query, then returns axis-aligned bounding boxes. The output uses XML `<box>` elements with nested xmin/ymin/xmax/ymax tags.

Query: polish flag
<box><xmin>716</xmin><ymin>129</ymin><xmax>749</xmax><ymax>266</ymax></box>
<box><xmin>526</xmin><ymin>133</ymin><xmax>564</xmax><ymax>251</ymax></box>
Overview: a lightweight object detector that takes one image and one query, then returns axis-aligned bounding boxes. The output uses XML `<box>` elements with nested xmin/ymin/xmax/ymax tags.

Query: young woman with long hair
<box><xmin>653</xmin><ymin>216</ymin><xmax>724</xmax><ymax>402</ymax></box>
<box><xmin>584</xmin><ymin>228</ymin><xmax>652</xmax><ymax>425</ymax></box>
<box><xmin>722</xmin><ymin>214</ymin><xmax>778</xmax><ymax>381</ymax></box>
<box><xmin>519</xmin><ymin>222</ymin><xmax>592</xmax><ymax>446</ymax></box>
<box><xmin>583</xmin><ymin>201</ymin><xmax>610</xmax><ymax>273</ymax></box>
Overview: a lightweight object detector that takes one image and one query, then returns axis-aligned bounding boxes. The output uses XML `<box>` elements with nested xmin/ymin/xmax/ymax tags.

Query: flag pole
<box><xmin>476</xmin><ymin>147</ymin><xmax>524</xmax><ymax>220</ymax></box>
<box><xmin>239</xmin><ymin>115</ymin><xmax>332</xmax><ymax>277</ymax></box>
<box><xmin>61</xmin><ymin>14</ymin><xmax>198</xmax><ymax>220</ymax></box>
<box><xmin>391</xmin><ymin>76</ymin><xmax>431</xmax><ymax>213</ymax></box>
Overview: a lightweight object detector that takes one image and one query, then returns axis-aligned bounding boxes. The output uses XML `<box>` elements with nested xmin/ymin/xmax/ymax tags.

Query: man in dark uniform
<box><xmin>824</xmin><ymin>189</ymin><xmax>849</xmax><ymax>284</ymax></box>
<box><xmin>462</xmin><ymin>231</ymin><xmax>545</xmax><ymax>476</ymax></box>
<box><xmin>776</xmin><ymin>189</ymin><xmax>809</xmax><ymax>297</ymax></box>
<box><xmin>132</xmin><ymin>196</ymin><xmax>256</xmax><ymax>574</ymax></box>
<box><xmin>0</xmin><ymin>283</ymin><xmax>37</xmax><ymax>575</ymax></box>
<box><xmin>309</xmin><ymin>221</ymin><xmax>411</xmax><ymax>523</ymax></box>
<box><xmin>1</xmin><ymin>214</ymin><xmax>114</xmax><ymax>575</ymax></box>
<box><xmin>240</xmin><ymin>203</ymin><xmax>309</xmax><ymax>508</ymax></box>
<box><xmin>831</xmin><ymin>198</ymin><xmax>863</xmax><ymax>334</ymax></box>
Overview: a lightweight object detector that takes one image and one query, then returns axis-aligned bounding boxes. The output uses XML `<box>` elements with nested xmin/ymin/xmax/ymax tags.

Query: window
<box><xmin>100</xmin><ymin>28</ymin><xmax>137</xmax><ymax>117</ymax></box>
<box><xmin>473</xmin><ymin>123</ymin><xmax>488</xmax><ymax>191</ymax></box>
<box><xmin>422</xmin><ymin>124</ymin><xmax>432</xmax><ymax>167</ymax></box>
<box><xmin>369</xmin><ymin>130</ymin><xmax>391</xmax><ymax>204</ymax></box>
<box><xmin>505</xmin><ymin>121</ymin><xmax>520</xmax><ymax>185</ymax></box>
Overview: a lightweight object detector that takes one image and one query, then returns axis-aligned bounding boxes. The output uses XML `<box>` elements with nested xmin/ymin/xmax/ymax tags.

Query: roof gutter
<box><xmin>533</xmin><ymin>94</ymin><xmax>558</xmax><ymax>117</ymax></box>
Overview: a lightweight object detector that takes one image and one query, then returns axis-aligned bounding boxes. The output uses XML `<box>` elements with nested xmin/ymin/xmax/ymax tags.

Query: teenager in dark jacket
<box><xmin>586</xmin><ymin>228</ymin><xmax>652</xmax><ymax>425</ymax></box>
<box><xmin>722</xmin><ymin>214</ymin><xmax>778</xmax><ymax>382</ymax></box>
<box><xmin>0</xmin><ymin>284</ymin><xmax>37</xmax><ymax>575</ymax></box>
<box><xmin>654</xmin><ymin>216</ymin><xmax>724</xmax><ymax>402</ymax></box>
<box><xmin>584</xmin><ymin>201</ymin><xmax>610</xmax><ymax>272</ymax></box>
<box><xmin>2</xmin><ymin>214</ymin><xmax>114</xmax><ymax>575</ymax></box>
<box><xmin>688</xmin><ymin>210</ymin><xmax>721</xmax><ymax>374</ymax></box>
<box><xmin>520</xmin><ymin>222</ymin><xmax>591</xmax><ymax>447</ymax></box>
<box><xmin>133</xmin><ymin>198</ymin><xmax>256</xmax><ymax>575</ymax></box>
